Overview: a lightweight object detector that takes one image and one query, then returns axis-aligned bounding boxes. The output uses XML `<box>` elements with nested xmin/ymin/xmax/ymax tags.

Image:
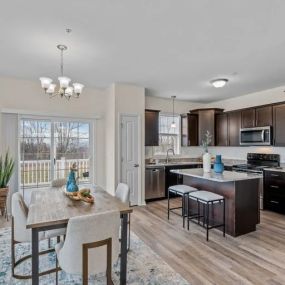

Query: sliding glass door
<box><xmin>20</xmin><ymin>118</ymin><xmax>92</xmax><ymax>190</ymax></box>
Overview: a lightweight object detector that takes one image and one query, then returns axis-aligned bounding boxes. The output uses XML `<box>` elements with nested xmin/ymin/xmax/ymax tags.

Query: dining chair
<box><xmin>115</xmin><ymin>183</ymin><xmax>131</xmax><ymax>250</ymax></box>
<box><xmin>11</xmin><ymin>192</ymin><xmax>63</xmax><ymax>279</ymax></box>
<box><xmin>51</xmin><ymin>178</ymin><xmax>66</xmax><ymax>188</ymax></box>
<box><xmin>55</xmin><ymin>210</ymin><xmax>120</xmax><ymax>285</ymax></box>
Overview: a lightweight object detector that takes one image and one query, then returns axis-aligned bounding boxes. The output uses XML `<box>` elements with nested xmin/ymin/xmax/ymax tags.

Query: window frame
<box><xmin>18</xmin><ymin>114</ymin><xmax>95</xmax><ymax>190</ymax></box>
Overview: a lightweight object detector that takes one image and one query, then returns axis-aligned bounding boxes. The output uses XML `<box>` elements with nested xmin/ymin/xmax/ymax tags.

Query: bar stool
<box><xmin>168</xmin><ymin>185</ymin><xmax>198</xmax><ymax>228</ymax></box>
<box><xmin>188</xmin><ymin>190</ymin><xmax>225</xmax><ymax>241</ymax></box>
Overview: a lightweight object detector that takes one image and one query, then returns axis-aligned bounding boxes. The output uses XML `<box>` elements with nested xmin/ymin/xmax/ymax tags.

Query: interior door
<box><xmin>121</xmin><ymin>115</ymin><xmax>139</xmax><ymax>206</ymax></box>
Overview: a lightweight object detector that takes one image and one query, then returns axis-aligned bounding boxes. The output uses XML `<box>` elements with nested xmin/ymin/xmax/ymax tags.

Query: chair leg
<box><xmin>167</xmin><ymin>190</ymin><xmax>170</xmax><ymax>220</ymax></box>
<box><xmin>182</xmin><ymin>194</ymin><xmax>185</xmax><ymax>228</ymax></box>
<box><xmin>223</xmin><ymin>199</ymin><xmax>226</xmax><ymax>237</ymax></box>
<box><xmin>55</xmin><ymin>257</ymin><xmax>58</xmax><ymax>285</ymax></box>
<box><xmin>11</xmin><ymin>216</ymin><xmax>15</xmax><ymax>276</ymax></box>
<box><xmin>206</xmin><ymin>202</ymin><xmax>209</xmax><ymax>241</ymax></box>
<box><xmin>127</xmin><ymin>214</ymin><xmax>131</xmax><ymax>251</ymax></box>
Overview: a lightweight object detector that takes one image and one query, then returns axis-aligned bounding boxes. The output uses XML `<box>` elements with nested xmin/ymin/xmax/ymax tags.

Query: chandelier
<box><xmin>39</xmin><ymin>44</ymin><xmax>84</xmax><ymax>99</ymax></box>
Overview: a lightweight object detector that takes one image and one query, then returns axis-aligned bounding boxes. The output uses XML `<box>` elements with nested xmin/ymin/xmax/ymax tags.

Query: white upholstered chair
<box><xmin>115</xmin><ymin>183</ymin><xmax>131</xmax><ymax>250</ymax></box>
<box><xmin>51</xmin><ymin>178</ymin><xmax>66</xmax><ymax>188</ymax></box>
<box><xmin>55</xmin><ymin>211</ymin><xmax>120</xmax><ymax>285</ymax></box>
<box><xmin>11</xmin><ymin>192</ymin><xmax>62</xmax><ymax>279</ymax></box>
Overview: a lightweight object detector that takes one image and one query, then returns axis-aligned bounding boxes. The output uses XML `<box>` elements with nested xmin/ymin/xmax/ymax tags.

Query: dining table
<box><xmin>26</xmin><ymin>186</ymin><xmax>133</xmax><ymax>285</ymax></box>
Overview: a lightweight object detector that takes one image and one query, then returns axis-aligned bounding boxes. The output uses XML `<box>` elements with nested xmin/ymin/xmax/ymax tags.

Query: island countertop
<box><xmin>171</xmin><ymin>168</ymin><xmax>262</xmax><ymax>183</ymax></box>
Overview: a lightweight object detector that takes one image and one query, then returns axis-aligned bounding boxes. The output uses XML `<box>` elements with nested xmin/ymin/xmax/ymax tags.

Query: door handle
<box><xmin>134</xmin><ymin>164</ymin><xmax>139</xmax><ymax>168</ymax></box>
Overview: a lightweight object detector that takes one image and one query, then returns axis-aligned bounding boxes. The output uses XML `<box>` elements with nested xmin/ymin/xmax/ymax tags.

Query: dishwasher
<box><xmin>145</xmin><ymin>166</ymin><xmax>165</xmax><ymax>200</ymax></box>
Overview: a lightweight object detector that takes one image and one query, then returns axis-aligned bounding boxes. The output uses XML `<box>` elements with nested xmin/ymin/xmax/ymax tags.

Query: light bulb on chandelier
<box><xmin>39</xmin><ymin>44</ymin><xmax>84</xmax><ymax>99</ymax></box>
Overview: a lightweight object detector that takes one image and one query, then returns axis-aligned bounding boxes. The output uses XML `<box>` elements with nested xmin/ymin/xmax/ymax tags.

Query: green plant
<box><xmin>0</xmin><ymin>151</ymin><xmax>15</xmax><ymax>188</ymax></box>
<box><xmin>202</xmin><ymin>130</ymin><xmax>212</xmax><ymax>153</ymax></box>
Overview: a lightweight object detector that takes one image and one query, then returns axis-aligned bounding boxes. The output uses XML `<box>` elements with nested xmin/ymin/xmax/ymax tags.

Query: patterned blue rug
<box><xmin>0</xmin><ymin>228</ymin><xmax>189</xmax><ymax>284</ymax></box>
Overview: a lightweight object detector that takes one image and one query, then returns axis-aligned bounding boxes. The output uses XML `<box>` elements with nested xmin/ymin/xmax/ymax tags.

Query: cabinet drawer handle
<box><xmin>270</xmin><ymin>174</ymin><xmax>280</xmax><ymax>177</ymax></box>
<box><xmin>270</xmin><ymin>200</ymin><xmax>279</xmax><ymax>204</ymax></box>
<box><xmin>270</xmin><ymin>185</ymin><xmax>279</xmax><ymax>189</ymax></box>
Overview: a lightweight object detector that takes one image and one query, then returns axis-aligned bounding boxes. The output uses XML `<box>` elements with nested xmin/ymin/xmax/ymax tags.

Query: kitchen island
<box><xmin>171</xmin><ymin>168</ymin><xmax>262</xmax><ymax>237</ymax></box>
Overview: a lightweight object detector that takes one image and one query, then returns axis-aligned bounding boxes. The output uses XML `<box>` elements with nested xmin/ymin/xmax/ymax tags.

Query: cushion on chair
<box><xmin>189</xmin><ymin>190</ymin><xmax>224</xmax><ymax>202</ymax></box>
<box><xmin>168</xmin><ymin>185</ymin><xmax>198</xmax><ymax>195</ymax></box>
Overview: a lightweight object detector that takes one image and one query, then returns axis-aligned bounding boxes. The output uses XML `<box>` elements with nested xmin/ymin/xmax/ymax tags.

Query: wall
<box><xmin>0</xmin><ymin>76</ymin><xmax>108</xmax><ymax>188</ymax></box>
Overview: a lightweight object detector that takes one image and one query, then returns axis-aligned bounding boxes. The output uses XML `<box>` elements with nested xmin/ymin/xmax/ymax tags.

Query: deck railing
<box><xmin>20</xmin><ymin>158</ymin><xmax>89</xmax><ymax>186</ymax></box>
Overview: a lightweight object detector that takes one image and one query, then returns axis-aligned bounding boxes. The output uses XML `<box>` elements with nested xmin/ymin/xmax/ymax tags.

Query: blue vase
<box><xmin>214</xmin><ymin>155</ymin><xmax>224</xmax><ymax>173</ymax></box>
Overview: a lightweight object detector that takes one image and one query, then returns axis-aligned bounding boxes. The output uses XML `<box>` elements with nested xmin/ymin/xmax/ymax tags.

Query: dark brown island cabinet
<box><xmin>145</xmin><ymin>109</ymin><xmax>160</xmax><ymax>146</ymax></box>
<box><xmin>228</xmin><ymin>110</ymin><xmax>241</xmax><ymax>146</ymax></box>
<box><xmin>241</xmin><ymin>106</ymin><xmax>273</xmax><ymax>128</ymax></box>
<box><xmin>273</xmin><ymin>103</ymin><xmax>285</xmax><ymax>146</ymax></box>
<box><xmin>181</xmin><ymin>113</ymin><xmax>198</xmax><ymax>146</ymax></box>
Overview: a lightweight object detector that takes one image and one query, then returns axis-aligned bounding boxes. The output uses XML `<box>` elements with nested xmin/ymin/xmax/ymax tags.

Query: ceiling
<box><xmin>1</xmin><ymin>0</ymin><xmax>285</xmax><ymax>102</ymax></box>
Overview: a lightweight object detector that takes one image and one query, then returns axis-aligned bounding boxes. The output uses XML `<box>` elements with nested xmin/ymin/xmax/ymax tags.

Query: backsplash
<box><xmin>146</xmin><ymin>146</ymin><xmax>285</xmax><ymax>163</ymax></box>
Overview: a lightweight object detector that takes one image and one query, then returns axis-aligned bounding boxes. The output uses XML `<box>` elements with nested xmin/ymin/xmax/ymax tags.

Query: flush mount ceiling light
<box><xmin>171</xmin><ymin>95</ymin><xmax>176</xmax><ymax>128</ymax></box>
<box><xmin>39</xmin><ymin>43</ymin><xmax>84</xmax><ymax>100</ymax></box>
<box><xmin>211</xmin><ymin>78</ymin><xmax>229</xmax><ymax>88</ymax></box>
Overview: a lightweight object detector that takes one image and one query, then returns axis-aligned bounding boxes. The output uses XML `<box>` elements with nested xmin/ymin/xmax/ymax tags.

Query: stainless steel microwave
<box><xmin>240</xmin><ymin>126</ymin><xmax>272</xmax><ymax>146</ymax></box>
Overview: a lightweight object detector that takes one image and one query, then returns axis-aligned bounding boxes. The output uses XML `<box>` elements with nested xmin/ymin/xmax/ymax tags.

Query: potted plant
<box><xmin>202</xmin><ymin>131</ymin><xmax>212</xmax><ymax>173</ymax></box>
<box><xmin>0</xmin><ymin>151</ymin><xmax>15</xmax><ymax>219</ymax></box>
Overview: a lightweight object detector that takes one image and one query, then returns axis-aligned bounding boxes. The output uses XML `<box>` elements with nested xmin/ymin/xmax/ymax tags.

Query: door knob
<box><xmin>134</xmin><ymin>164</ymin><xmax>139</xmax><ymax>167</ymax></box>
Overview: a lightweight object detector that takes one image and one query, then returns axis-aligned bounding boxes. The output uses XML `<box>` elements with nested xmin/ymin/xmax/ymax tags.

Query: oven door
<box><xmin>240</xmin><ymin>127</ymin><xmax>272</xmax><ymax>146</ymax></box>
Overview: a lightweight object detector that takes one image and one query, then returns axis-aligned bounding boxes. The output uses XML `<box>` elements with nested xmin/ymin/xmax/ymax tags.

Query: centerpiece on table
<box><xmin>0</xmin><ymin>151</ymin><xmax>14</xmax><ymax>220</ymax></box>
<box><xmin>202</xmin><ymin>130</ymin><xmax>212</xmax><ymax>173</ymax></box>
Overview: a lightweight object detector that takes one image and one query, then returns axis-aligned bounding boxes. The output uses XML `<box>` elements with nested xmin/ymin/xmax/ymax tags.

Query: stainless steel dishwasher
<box><xmin>145</xmin><ymin>166</ymin><xmax>165</xmax><ymax>200</ymax></box>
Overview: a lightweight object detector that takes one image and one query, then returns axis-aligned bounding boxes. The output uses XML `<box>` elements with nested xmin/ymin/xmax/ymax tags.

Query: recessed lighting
<box><xmin>211</xmin><ymin>78</ymin><xmax>229</xmax><ymax>88</ymax></box>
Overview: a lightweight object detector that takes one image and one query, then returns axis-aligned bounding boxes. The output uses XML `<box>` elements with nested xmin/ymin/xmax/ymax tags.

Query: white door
<box><xmin>120</xmin><ymin>114</ymin><xmax>139</xmax><ymax>206</ymax></box>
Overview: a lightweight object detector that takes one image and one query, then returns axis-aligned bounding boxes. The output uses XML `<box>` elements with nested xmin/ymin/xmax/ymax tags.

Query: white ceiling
<box><xmin>1</xmin><ymin>0</ymin><xmax>285</xmax><ymax>102</ymax></box>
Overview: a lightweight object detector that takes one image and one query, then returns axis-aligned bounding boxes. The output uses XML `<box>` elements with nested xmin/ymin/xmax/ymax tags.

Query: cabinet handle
<box><xmin>270</xmin><ymin>185</ymin><xmax>279</xmax><ymax>189</ymax></box>
<box><xmin>270</xmin><ymin>200</ymin><xmax>279</xmax><ymax>204</ymax></box>
<box><xmin>270</xmin><ymin>174</ymin><xmax>280</xmax><ymax>177</ymax></box>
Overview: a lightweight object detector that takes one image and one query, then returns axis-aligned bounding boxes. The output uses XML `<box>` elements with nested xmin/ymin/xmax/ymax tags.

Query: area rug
<box><xmin>0</xmin><ymin>228</ymin><xmax>189</xmax><ymax>285</ymax></box>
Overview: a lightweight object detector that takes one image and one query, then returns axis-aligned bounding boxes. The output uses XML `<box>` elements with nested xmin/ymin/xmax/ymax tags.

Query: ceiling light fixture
<box><xmin>39</xmin><ymin>44</ymin><xmax>84</xmax><ymax>100</ymax></box>
<box><xmin>171</xmin><ymin>95</ymin><xmax>176</xmax><ymax>128</ymax></box>
<box><xmin>211</xmin><ymin>78</ymin><xmax>228</xmax><ymax>88</ymax></box>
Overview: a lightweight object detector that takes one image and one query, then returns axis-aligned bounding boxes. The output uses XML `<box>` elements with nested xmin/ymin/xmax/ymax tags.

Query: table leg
<box><xmin>32</xmin><ymin>228</ymin><xmax>39</xmax><ymax>285</ymax></box>
<box><xmin>120</xmin><ymin>213</ymin><xmax>128</xmax><ymax>285</ymax></box>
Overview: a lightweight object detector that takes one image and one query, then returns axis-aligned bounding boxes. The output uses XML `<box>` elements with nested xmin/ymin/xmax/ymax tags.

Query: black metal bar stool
<box><xmin>188</xmin><ymin>190</ymin><xmax>225</xmax><ymax>241</ymax></box>
<box><xmin>167</xmin><ymin>185</ymin><xmax>198</xmax><ymax>228</ymax></box>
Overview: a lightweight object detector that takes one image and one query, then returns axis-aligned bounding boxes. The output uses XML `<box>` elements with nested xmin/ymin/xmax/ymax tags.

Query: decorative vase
<box><xmin>214</xmin><ymin>155</ymin><xmax>224</xmax><ymax>173</ymax></box>
<box><xmin>0</xmin><ymin>187</ymin><xmax>9</xmax><ymax>218</ymax></box>
<box><xmin>203</xmin><ymin>152</ymin><xmax>212</xmax><ymax>173</ymax></box>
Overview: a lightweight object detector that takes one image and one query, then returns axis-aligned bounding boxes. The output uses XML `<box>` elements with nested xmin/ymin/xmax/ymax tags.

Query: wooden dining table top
<box><xmin>26</xmin><ymin>186</ymin><xmax>133</xmax><ymax>229</ymax></box>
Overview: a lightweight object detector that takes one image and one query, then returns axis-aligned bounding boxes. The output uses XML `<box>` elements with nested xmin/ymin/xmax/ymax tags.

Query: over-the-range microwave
<box><xmin>240</xmin><ymin>126</ymin><xmax>272</xmax><ymax>146</ymax></box>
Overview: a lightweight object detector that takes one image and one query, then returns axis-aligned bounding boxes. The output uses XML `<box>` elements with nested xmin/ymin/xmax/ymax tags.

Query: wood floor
<box><xmin>132</xmin><ymin>198</ymin><xmax>285</xmax><ymax>285</ymax></box>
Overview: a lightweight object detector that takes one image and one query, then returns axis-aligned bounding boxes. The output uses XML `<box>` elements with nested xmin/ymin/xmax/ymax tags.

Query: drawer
<box><xmin>264</xmin><ymin>193</ymin><xmax>285</xmax><ymax>213</ymax></box>
<box><xmin>264</xmin><ymin>170</ymin><xmax>285</xmax><ymax>182</ymax></box>
<box><xmin>264</xmin><ymin>183</ymin><xmax>285</xmax><ymax>195</ymax></box>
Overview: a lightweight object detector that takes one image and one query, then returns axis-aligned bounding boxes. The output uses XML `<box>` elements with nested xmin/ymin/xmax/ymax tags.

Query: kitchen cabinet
<box><xmin>273</xmin><ymin>104</ymin><xmax>285</xmax><ymax>146</ymax></box>
<box><xmin>145</xmin><ymin>109</ymin><xmax>160</xmax><ymax>146</ymax></box>
<box><xmin>181</xmin><ymin>113</ymin><xmax>198</xmax><ymax>146</ymax></box>
<box><xmin>241</xmin><ymin>108</ymin><xmax>255</xmax><ymax>128</ymax></box>
<box><xmin>190</xmin><ymin>108</ymin><xmax>223</xmax><ymax>146</ymax></box>
<box><xmin>264</xmin><ymin>170</ymin><xmax>285</xmax><ymax>214</ymax></box>
<box><xmin>228</xmin><ymin>111</ymin><xmax>241</xmax><ymax>146</ymax></box>
<box><xmin>215</xmin><ymin>113</ymin><xmax>228</xmax><ymax>146</ymax></box>
<box><xmin>255</xmin><ymin>106</ymin><xmax>272</xmax><ymax>127</ymax></box>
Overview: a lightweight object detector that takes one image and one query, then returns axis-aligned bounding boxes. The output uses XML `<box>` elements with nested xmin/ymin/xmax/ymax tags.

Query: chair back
<box><xmin>57</xmin><ymin>210</ymin><xmax>120</xmax><ymax>275</ymax></box>
<box><xmin>11</xmin><ymin>192</ymin><xmax>30</xmax><ymax>242</ymax></box>
<box><xmin>51</xmin><ymin>178</ymin><xmax>66</xmax><ymax>188</ymax></box>
<box><xmin>115</xmin><ymin>183</ymin><xmax>130</xmax><ymax>204</ymax></box>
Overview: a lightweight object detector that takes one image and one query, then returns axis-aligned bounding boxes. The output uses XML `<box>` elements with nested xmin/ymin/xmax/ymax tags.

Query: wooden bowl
<box><xmin>78</xmin><ymin>188</ymin><xmax>94</xmax><ymax>203</ymax></box>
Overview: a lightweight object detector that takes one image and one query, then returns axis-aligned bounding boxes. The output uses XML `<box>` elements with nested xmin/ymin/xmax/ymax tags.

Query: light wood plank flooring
<box><xmin>132</xmin><ymin>198</ymin><xmax>285</xmax><ymax>285</ymax></box>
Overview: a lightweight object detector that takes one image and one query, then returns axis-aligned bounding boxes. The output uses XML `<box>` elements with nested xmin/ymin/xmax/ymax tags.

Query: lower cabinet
<box><xmin>264</xmin><ymin>170</ymin><xmax>285</xmax><ymax>214</ymax></box>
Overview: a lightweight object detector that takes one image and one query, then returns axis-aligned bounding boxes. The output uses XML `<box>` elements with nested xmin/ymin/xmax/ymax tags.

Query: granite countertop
<box><xmin>171</xmin><ymin>168</ymin><xmax>262</xmax><ymax>183</ymax></box>
<box><xmin>264</xmin><ymin>167</ymin><xmax>285</xmax><ymax>173</ymax></box>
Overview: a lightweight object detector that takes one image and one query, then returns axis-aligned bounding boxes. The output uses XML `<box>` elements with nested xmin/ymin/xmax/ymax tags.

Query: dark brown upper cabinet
<box><xmin>273</xmin><ymin>104</ymin><xmax>285</xmax><ymax>146</ymax></box>
<box><xmin>241</xmin><ymin>108</ymin><xmax>255</xmax><ymax>128</ymax></box>
<box><xmin>181</xmin><ymin>113</ymin><xmax>198</xmax><ymax>146</ymax></box>
<box><xmin>215</xmin><ymin>113</ymin><xmax>228</xmax><ymax>146</ymax></box>
<box><xmin>145</xmin><ymin>109</ymin><xmax>160</xmax><ymax>146</ymax></box>
<box><xmin>228</xmin><ymin>111</ymin><xmax>241</xmax><ymax>146</ymax></box>
<box><xmin>190</xmin><ymin>108</ymin><xmax>224</xmax><ymax>146</ymax></box>
<box><xmin>255</xmin><ymin>106</ymin><xmax>272</xmax><ymax>127</ymax></box>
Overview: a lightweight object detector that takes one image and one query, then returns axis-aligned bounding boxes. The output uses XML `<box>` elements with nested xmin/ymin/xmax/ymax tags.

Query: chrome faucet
<box><xmin>166</xmin><ymin>148</ymin><xmax>175</xmax><ymax>164</ymax></box>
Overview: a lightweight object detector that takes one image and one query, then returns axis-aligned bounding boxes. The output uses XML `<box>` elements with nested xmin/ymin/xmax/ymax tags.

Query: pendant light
<box><xmin>171</xmin><ymin>95</ymin><xmax>176</xmax><ymax>128</ymax></box>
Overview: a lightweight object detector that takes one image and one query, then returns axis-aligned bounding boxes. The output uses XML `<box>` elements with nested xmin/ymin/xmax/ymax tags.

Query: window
<box><xmin>20</xmin><ymin>118</ymin><xmax>92</xmax><ymax>189</ymax></box>
<box><xmin>153</xmin><ymin>114</ymin><xmax>180</xmax><ymax>155</ymax></box>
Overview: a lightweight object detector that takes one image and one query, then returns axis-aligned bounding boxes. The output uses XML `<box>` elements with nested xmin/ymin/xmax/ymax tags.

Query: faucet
<box><xmin>166</xmin><ymin>148</ymin><xmax>175</xmax><ymax>164</ymax></box>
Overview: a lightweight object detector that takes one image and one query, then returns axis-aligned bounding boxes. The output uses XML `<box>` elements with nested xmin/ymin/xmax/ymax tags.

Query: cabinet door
<box><xmin>228</xmin><ymin>111</ymin><xmax>241</xmax><ymax>146</ymax></box>
<box><xmin>215</xmin><ymin>113</ymin><xmax>228</xmax><ymax>146</ymax></box>
<box><xmin>255</xmin><ymin>106</ymin><xmax>272</xmax><ymax>127</ymax></box>
<box><xmin>241</xmin><ymin>108</ymin><xmax>255</xmax><ymax>128</ymax></box>
<box><xmin>181</xmin><ymin>114</ymin><xmax>188</xmax><ymax>147</ymax></box>
<box><xmin>273</xmin><ymin>104</ymin><xmax>285</xmax><ymax>146</ymax></box>
<box><xmin>198</xmin><ymin>110</ymin><xmax>215</xmax><ymax>146</ymax></box>
<box><xmin>145</xmin><ymin>110</ymin><xmax>159</xmax><ymax>146</ymax></box>
<box><xmin>181</xmin><ymin>114</ymin><xmax>198</xmax><ymax>146</ymax></box>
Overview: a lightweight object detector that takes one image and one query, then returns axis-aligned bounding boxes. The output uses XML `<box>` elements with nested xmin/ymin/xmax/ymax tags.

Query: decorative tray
<box><xmin>62</xmin><ymin>187</ymin><xmax>94</xmax><ymax>203</ymax></box>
